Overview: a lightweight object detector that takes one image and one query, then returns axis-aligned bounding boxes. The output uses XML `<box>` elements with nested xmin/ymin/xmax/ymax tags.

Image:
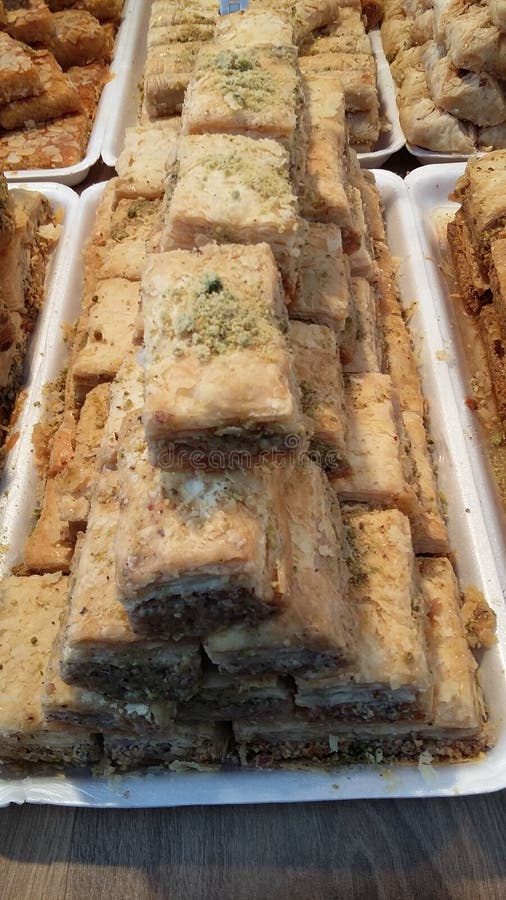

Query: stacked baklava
<box><xmin>0</xmin><ymin>173</ymin><xmax>61</xmax><ymax>464</ymax></box>
<box><xmin>0</xmin><ymin>1</ymin><xmax>124</xmax><ymax>170</ymax></box>
<box><xmin>382</xmin><ymin>0</ymin><xmax>506</xmax><ymax>152</ymax></box>
<box><xmin>447</xmin><ymin>150</ymin><xmax>506</xmax><ymax>502</ymax></box>
<box><xmin>142</xmin><ymin>0</ymin><xmax>383</xmax><ymax>154</ymax></box>
<box><xmin>0</xmin><ymin>4</ymin><xmax>494</xmax><ymax>774</ymax></box>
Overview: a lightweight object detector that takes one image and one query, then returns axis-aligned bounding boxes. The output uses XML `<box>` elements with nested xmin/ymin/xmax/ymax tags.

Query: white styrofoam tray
<box><xmin>0</xmin><ymin>182</ymin><xmax>79</xmax><ymax>529</ymax></box>
<box><xmin>406</xmin><ymin>143</ymin><xmax>474</xmax><ymax>166</ymax></box>
<box><xmin>405</xmin><ymin>163</ymin><xmax>506</xmax><ymax>594</ymax></box>
<box><xmin>0</xmin><ymin>170</ymin><xmax>505</xmax><ymax>807</ymax></box>
<box><xmin>4</xmin><ymin>0</ymin><xmax>142</xmax><ymax>187</ymax></box>
<box><xmin>101</xmin><ymin>19</ymin><xmax>405</xmax><ymax>171</ymax></box>
<box><xmin>360</xmin><ymin>30</ymin><xmax>405</xmax><ymax>168</ymax></box>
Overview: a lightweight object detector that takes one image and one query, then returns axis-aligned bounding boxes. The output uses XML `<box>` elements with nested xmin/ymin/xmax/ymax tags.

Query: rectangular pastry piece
<box><xmin>0</xmin><ymin>50</ymin><xmax>82</xmax><ymax>131</ymax></box>
<box><xmin>331</xmin><ymin>373</ymin><xmax>416</xmax><ymax>509</ymax></box>
<box><xmin>0</xmin><ymin>32</ymin><xmax>42</xmax><ymax>105</ymax></box>
<box><xmin>205</xmin><ymin>459</ymin><xmax>356</xmax><ymax>677</ymax></box>
<box><xmin>4</xmin><ymin>0</ymin><xmax>53</xmax><ymax>45</ymax></box>
<box><xmin>401</xmin><ymin>411</ymin><xmax>450</xmax><ymax>555</ymax></box>
<box><xmin>24</xmin><ymin>383</ymin><xmax>110</xmax><ymax>574</ymax></box>
<box><xmin>161</xmin><ymin>133</ymin><xmax>302</xmax><ymax>296</ymax></box>
<box><xmin>306</xmin><ymin>31</ymin><xmax>372</xmax><ymax>57</ymax></box>
<box><xmin>247</xmin><ymin>0</ymin><xmax>341</xmax><ymax>44</ymax></box>
<box><xmin>290</xmin><ymin>222</ymin><xmax>352</xmax><ymax>334</ymax></box>
<box><xmin>141</xmin><ymin>243</ymin><xmax>305</xmax><ymax>458</ymax></box>
<box><xmin>295</xmin><ymin>507</ymin><xmax>431</xmax><ymax>722</ymax></box>
<box><xmin>447</xmin><ymin>210</ymin><xmax>492</xmax><ymax>317</ymax></box>
<box><xmin>149</xmin><ymin>0</ymin><xmax>217</xmax><ymax>27</ymax></box>
<box><xmin>0</xmin><ymin>573</ymin><xmax>100</xmax><ymax>766</ymax></box>
<box><xmin>422</xmin><ymin>40</ymin><xmax>506</xmax><ymax>128</ymax></box>
<box><xmin>342</xmin><ymin>277</ymin><xmax>382</xmax><ymax>373</ymax></box>
<box><xmin>417</xmin><ymin>557</ymin><xmax>483</xmax><ymax>733</ymax></box>
<box><xmin>66</xmin><ymin>61</ymin><xmax>110</xmax><ymax>123</ymax></box>
<box><xmin>148</xmin><ymin>22</ymin><xmax>214</xmax><ymax>49</ymax></box>
<box><xmin>450</xmin><ymin>151</ymin><xmax>506</xmax><ymax>270</ymax></box>
<box><xmin>214</xmin><ymin>9</ymin><xmax>295</xmax><ymax>48</ymax></box>
<box><xmin>84</xmin><ymin>196</ymin><xmax>162</xmax><ymax>283</ymax></box>
<box><xmin>478</xmin><ymin>303</ymin><xmax>506</xmax><ymax>418</ymax></box>
<box><xmin>103</xmin><ymin>722</ymin><xmax>231</xmax><ymax>771</ymax></box>
<box><xmin>114</xmin><ymin>412</ymin><xmax>292</xmax><ymax>638</ymax></box>
<box><xmin>144</xmin><ymin>41</ymin><xmax>201</xmax><ymax>118</ymax></box>
<box><xmin>346</xmin><ymin>107</ymin><xmax>380</xmax><ymax>152</ymax></box>
<box><xmin>60</xmin><ymin>470</ymin><xmax>202</xmax><ymax>701</ymax></box>
<box><xmin>42</xmin><ymin>631</ymin><xmax>176</xmax><ymax>735</ymax></box>
<box><xmin>299</xmin><ymin>70</ymin><xmax>355</xmax><ymax>238</ymax></box>
<box><xmin>0</xmin><ymin>113</ymin><xmax>89</xmax><ymax>171</ymax></box>
<box><xmin>116</xmin><ymin>119</ymin><xmax>180</xmax><ymax>199</ymax></box>
<box><xmin>178</xmin><ymin>664</ymin><xmax>293</xmax><ymax>722</ymax></box>
<box><xmin>98</xmin><ymin>351</ymin><xmax>144</xmax><ymax>470</ymax></box>
<box><xmin>46</xmin><ymin>10</ymin><xmax>114</xmax><ymax>69</ymax></box>
<box><xmin>182</xmin><ymin>44</ymin><xmax>302</xmax><ymax>145</ymax></box>
<box><xmin>288</xmin><ymin>321</ymin><xmax>349</xmax><ymax>473</ymax></box>
<box><xmin>381</xmin><ymin>309</ymin><xmax>425</xmax><ymax>418</ymax></box>
<box><xmin>71</xmin><ymin>278</ymin><xmax>139</xmax><ymax>404</ymax></box>
<box><xmin>299</xmin><ymin>52</ymin><xmax>378</xmax><ymax>113</ymax></box>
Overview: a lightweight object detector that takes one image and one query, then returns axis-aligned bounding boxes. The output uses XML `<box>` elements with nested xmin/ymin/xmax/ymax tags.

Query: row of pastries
<box><xmin>0</xmin><ymin>0</ymin><xmax>125</xmax><ymax>171</ymax></box>
<box><xmin>0</xmin><ymin>1</ymin><xmax>496</xmax><ymax>772</ymax></box>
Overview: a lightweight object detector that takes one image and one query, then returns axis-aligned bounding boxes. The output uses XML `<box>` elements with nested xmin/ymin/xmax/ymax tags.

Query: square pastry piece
<box><xmin>205</xmin><ymin>459</ymin><xmax>356</xmax><ymax>677</ymax></box>
<box><xmin>295</xmin><ymin>508</ymin><xmax>431</xmax><ymax>723</ymax></box>
<box><xmin>114</xmin><ymin>412</ymin><xmax>292</xmax><ymax>638</ymax></box>
<box><xmin>161</xmin><ymin>134</ymin><xmax>301</xmax><ymax>295</ymax></box>
<box><xmin>181</xmin><ymin>44</ymin><xmax>301</xmax><ymax>145</ymax></box>
<box><xmin>141</xmin><ymin>243</ymin><xmax>305</xmax><ymax>459</ymax></box>
<box><xmin>0</xmin><ymin>32</ymin><xmax>42</xmax><ymax>105</ymax></box>
<box><xmin>0</xmin><ymin>573</ymin><xmax>100</xmax><ymax>766</ymax></box>
<box><xmin>61</xmin><ymin>470</ymin><xmax>201</xmax><ymax>701</ymax></box>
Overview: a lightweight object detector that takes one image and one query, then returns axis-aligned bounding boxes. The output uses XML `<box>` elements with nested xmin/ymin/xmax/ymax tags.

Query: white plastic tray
<box><xmin>4</xmin><ymin>0</ymin><xmax>142</xmax><ymax>187</ymax></box>
<box><xmin>360</xmin><ymin>30</ymin><xmax>405</xmax><ymax>168</ymax></box>
<box><xmin>406</xmin><ymin>163</ymin><xmax>506</xmax><ymax>592</ymax></box>
<box><xmin>0</xmin><ymin>170</ymin><xmax>505</xmax><ymax>807</ymax></box>
<box><xmin>0</xmin><ymin>182</ymin><xmax>79</xmax><ymax>529</ymax></box>
<box><xmin>101</xmin><ymin>18</ymin><xmax>406</xmax><ymax>170</ymax></box>
<box><xmin>406</xmin><ymin>143</ymin><xmax>474</xmax><ymax>166</ymax></box>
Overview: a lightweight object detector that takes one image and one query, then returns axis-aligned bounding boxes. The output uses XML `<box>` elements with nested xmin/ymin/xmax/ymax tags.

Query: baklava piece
<box><xmin>60</xmin><ymin>470</ymin><xmax>202</xmax><ymax>701</ymax></box>
<box><xmin>205</xmin><ymin>460</ymin><xmax>356</xmax><ymax>677</ymax></box>
<box><xmin>0</xmin><ymin>573</ymin><xmax>100</xmax><ymax>766</ymax></box>
<box><xmin>288</xmin><ymin>321</ymin><xmax>349</xmax><ymax>473</ymax></box>
<box><xmin>114</xmin><ymin>412</ymin><xmax>292</xmax><ymax>637</ymax></box>
<box><xmin>141</xmin><ymin>243</ymin><xmax>305</xmax><ymax>458</ymax></box>
<box><xmin>161</xmin><ymin>133</ymin><xmax>302</xmax><ymax>296</ymax></box>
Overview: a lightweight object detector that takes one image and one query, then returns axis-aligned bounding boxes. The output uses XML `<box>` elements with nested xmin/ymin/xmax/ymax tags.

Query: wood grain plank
<box><xmin>0</xmin><ymin>804</ymin><xmax>75</xmax><ymax>900</ymax></box>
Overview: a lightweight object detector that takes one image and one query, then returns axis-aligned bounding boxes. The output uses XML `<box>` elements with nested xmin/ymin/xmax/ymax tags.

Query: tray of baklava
<box><xmin>102</xmin><ymin>2</ymin><xmax>404</xmax><ymax>171</ymax></box>
<box><xmin>406</xmin><ymin>156</ymin><xmax>506</xmax><ymax>595</ymax></box>
<box><xmin>0</xmin><ymin>0</ymin><xmax>141</xmax><ymax>185</ymax></box>
<box><xmin>0</xmin><ymin>177</ymin><xmax>78</xmax><ymax>501</ymax></box>
<box><xmin>0</xmin><ymin>152</ymin><xmax>505</xmax><ymax>806</ymax></box>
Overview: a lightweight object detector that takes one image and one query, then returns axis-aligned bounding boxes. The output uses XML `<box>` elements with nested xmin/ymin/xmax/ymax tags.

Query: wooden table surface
<box><xmin>2</xmin><ymin>150</ymin><xmax>505</xmax><ymax>900</ymax></box>
<box><xmin>0</xmin><ymin>790</ymin><xmax>505</xmax><ymax>899</ymax></box>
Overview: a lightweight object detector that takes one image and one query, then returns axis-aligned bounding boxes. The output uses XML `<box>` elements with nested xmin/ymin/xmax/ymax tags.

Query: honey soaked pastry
<box><xmin>141</xmin><ymin>243</ymin><xmax>305</xmax><ymax>458</ymax></box>
<box><xmin>205</xmin><ymin>460</ymin><xmax>355</xmax><ymax>677</ymax></box>
<box><xmin>0</xmin><ymin>51</ymin><xmax>82</xmax><ymax>131</ymax></box>
<box><xmin>161</xmin><ymin>133</ymin><xmax>302</xmax><ymax>295</ymax></box>
<box><xmin>0</xmin><ymin>32</ymin><xmax>42</xmax><ymax>105</ymax></box>
<box><xmin>0</xmin><ymin>573</ymin><xmax>100</xmax><ymax>766</ymax></box>
<box><xmin>60</xmin><ymin>470</ymin><xmax>202</xmax><ymax>701</ymax></box>
<box><xmin>114</xmin><ymin>413</ymin><xmax>293</xmax><ymax>638</ymax></box>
